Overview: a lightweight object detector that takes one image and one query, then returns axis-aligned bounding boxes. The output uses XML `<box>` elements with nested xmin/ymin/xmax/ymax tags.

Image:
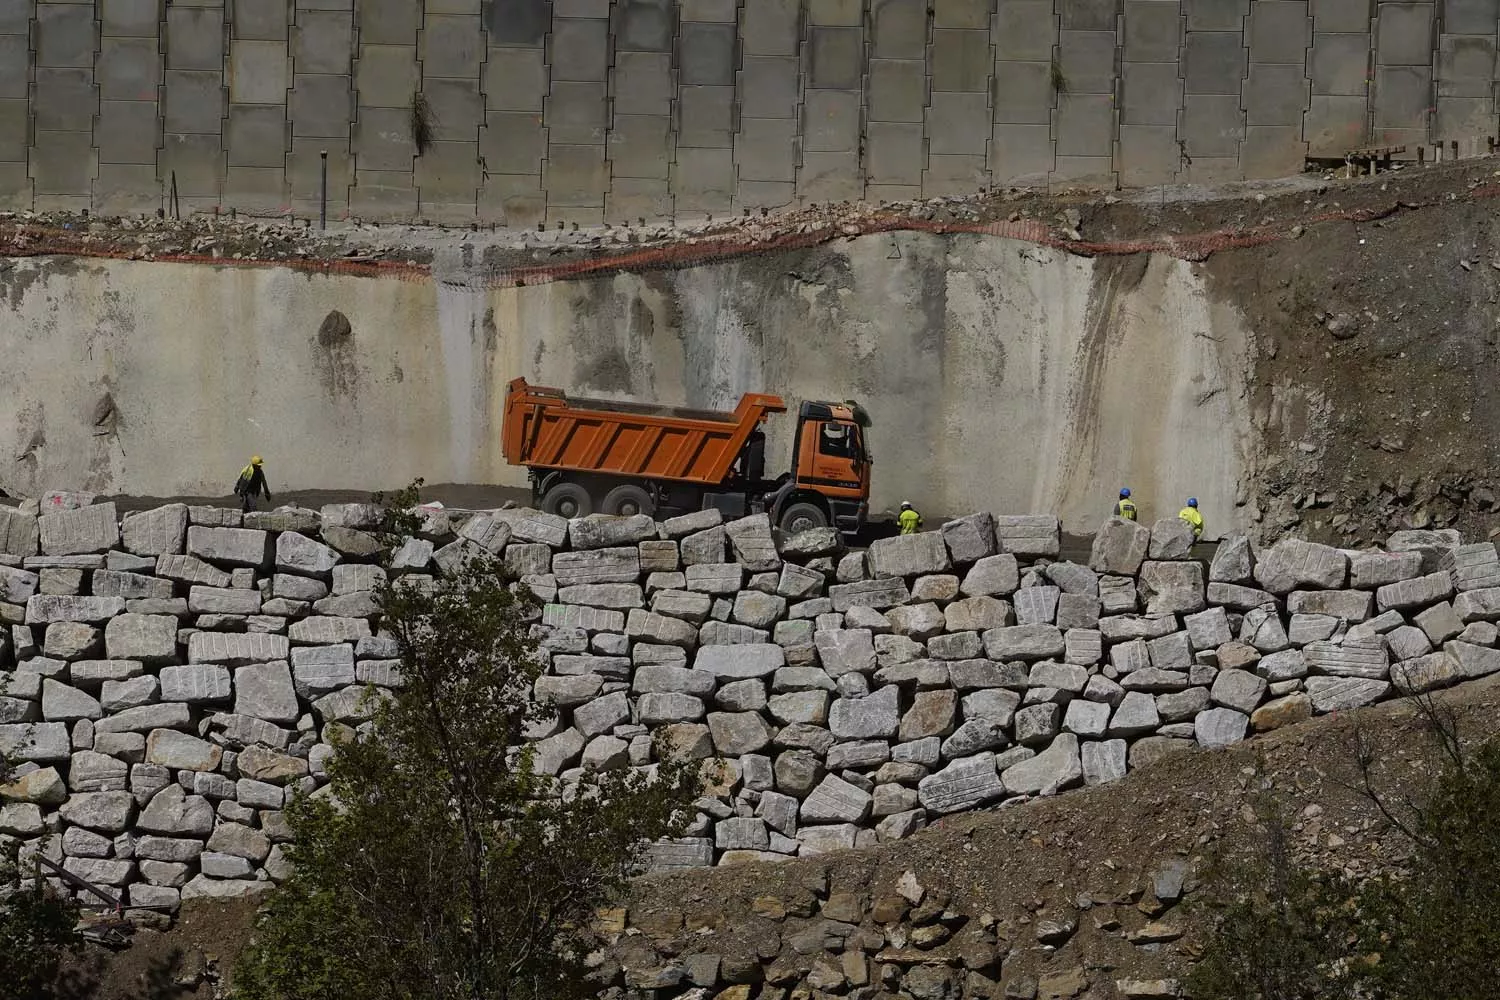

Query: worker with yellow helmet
<box><xmin>234</xmin><ymin>455</ymin><xmax>272</xmax><ymax>513</ymax></box>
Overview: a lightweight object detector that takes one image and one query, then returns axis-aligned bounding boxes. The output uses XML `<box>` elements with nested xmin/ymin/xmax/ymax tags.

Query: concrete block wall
<box><xmin>0</xmin><ymin>0</ymin><xmax>1496</xmax><ymax>223</ymax></box>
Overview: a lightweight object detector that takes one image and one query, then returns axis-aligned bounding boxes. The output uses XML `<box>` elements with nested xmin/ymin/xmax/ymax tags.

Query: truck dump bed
<box><xmin>502</xmin><ymin>378</ymin><xmax>787</xmax><ymax>486</ymax></box>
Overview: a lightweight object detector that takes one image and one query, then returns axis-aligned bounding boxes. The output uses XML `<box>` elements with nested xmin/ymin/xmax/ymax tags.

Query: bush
<box><xmin>233</xmin><ymin>497</ymin><xmax>703</xmax><ymax>1000</ymax></box>
<box><xmin>0</xmin><ymin>757</ymin><xmax>82</xmax><ymax>1000</ymax></box>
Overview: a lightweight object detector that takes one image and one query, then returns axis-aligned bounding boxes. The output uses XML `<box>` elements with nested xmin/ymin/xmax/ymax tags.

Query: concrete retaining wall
<box><xmin>0</xmin><ymin>0</ymin><xmax>1492</xmax><ymax>223</ymax></box>
<box><xmin>0</xmin><ymin>238</ymin><xmax>1252</xmax><ymax>534</ymax></box>
<box><xmin>2</xmin><ymin>499</ymin><xmax>1497</xmax><ymax>915</ymax></box>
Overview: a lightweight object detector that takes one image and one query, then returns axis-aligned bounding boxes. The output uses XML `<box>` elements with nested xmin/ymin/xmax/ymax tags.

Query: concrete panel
<box><xmin>1311</xmin><ymin>32</ymin><xmax>1371</xmax><ymax>95</ymax></box>
<box><xmin>1244</xmin><ymin>62</ymin><xmax>1311</xmax><ymax>124</ymax></box>
<box><xmin>1061</xmin><ymin>0</ymin><xmax>1119</xmax><ymax>30</ymax></box>
<box><xmin>423</xmin><ymin>77</ymin><xmax>483</xmax><ymax>141</ymax></box>
<box><xmin>681</xmin><ymin>21</ymin><xmax>737</xmax><ymax>86</ymax></box>
<box><xmin>1118</xmin><ymin>124</ymin><xmax>1180</xmax><ymax>184</ymax></box>
<box><xmin>0</xmin><ymin>99</ymin><xmax>28</xmax><ymax>161</ymax></box>
<box><xmin>994</xmin><ymin>1</ymin><xmax>1058</xmax><ymax>61</ymax></box>
<box><xmin>414</xmin><ymin>139</ymin><xmax>480</xmax><ymax>204</ymax></box>
<box><xmin>34</xmin><ymin>68</ymin><xmax>94</xmax><ymax>132</ymax></box>
<box><xmin>0</xmin><ymin>35</ymin><xmax>27</xmax><ymax>100</ymax></box>
<box><xmin>867</xmin><ymin>120</ymin><xmax>926</xmax><ymax>182</ymax></box>
<box><xmin>1179</xmin><ymin>93</ymin><xmax>1245</xmax><ymax>154</ymax></box>
<box><xmin>96</xmin><ymin>100</ymin><xmax>160</xmax><ymax>163</ymax></box>
<box><xmin>350</xmin><ymin>169</ymin><xmax>418</xmax><ymax>219</ymax></box>
<box><xmin>354</xmin><ymin>44</ymin><xmax>417</xmax><ymax>108</ymax></box>
<box><xmin>740</xmin><ymin>56</ymin><xmax>800</xmax><ymax>119</ymax></box>
<box><xmin>617</xmin><ymin>0</ymin><xmax>674</xmax><ymax>52</ymax></box>
<box><xmin>1373</xmin><ymin>64</ymin><xmax>1431</xmax><ymax>128</ymax></box>
<box><xmin>683</xmin><ymin>0</ymin><xmax>737</xmax><ymax>22</ymax></box>
<box><xmin>870</xmin><ymin>58</ymin><xmax>928</xmax><ymax>122</ymax></box>
<box><xmin>1059</xmin><ymin>31</ymin><xmax>1120</xmax><ymax>94</ymax></box>
<box><xmin>163</xmin><ymin>70</ymin><xmax>226</xmax><ymax>135</ymax></box>
<box><xmin>93</xmin><ymin>162</ymin><xmax>161</xmax><ymax>213</ymax></box>
<box><xmin>1055</xmin><ymin>92</ymin><xmax>1115</xmax><ymax>155</ymax></box>
<box><xmin>812</xmin><ymin>0</ymin><xmax>864</xmax><ymax>25</ymax></box>
<box><xmin>1184</xmin><ymin>31</ymin><xmax>1247</xmax><ymax>93</ymax></box>
<box><xmin>1375</xmin><ymin>3</ymin><xmax>1432</xmax><ymax>65</ymax></box>
<box><xmin>1438</xmin><ymin>34</ymin><xmax>1496</xmax><ymax>98</ymax></box>
<box><xmin>1185</xmin><ymin>0</ymin><xmax>1249</xmax><ymax>30</ymax></box>
<box><xmin>226</xmin><ymin>104</ymin><xmax>287</xmax><ymax>166</ymax></box>
<box><xmin>479</xmin><ymin>110</ymin><xmax>547</xmax><ymax>174</ymax></box>
<box><xmin>543</xmin><ymin>81</ymin><xmax>608</xmax><ymax>145</ymax></box>
<box><xmin>811</xmin><ymin>27</ymin><xmax>864</xmax><ymax>89</ymax></box>
<box><xmin>1248</xmin><ymin>2</ymin><xmax>1312</xmax><ymax>63</ymax></box>
<box><xmin>922</xmin><ymin>152</ymin><xmax>988</xmax><ymax>195</ymax></box>
<box><xmin>230</xmin><ymin>40</ymin><xmax>291</xmax><ymax>105</ymax></box>
<box><xmin>935</xmin><ymin>0</ymin><xmax>992</xmax><ymax>29</ymax></box>
<box><xmin>743</xmin><ymin>0</ymin><xmax>800</xmax><ymax>57</ymax></box>
<box><xmin>351</xmin><ymin>105</ymin><xmax>414</xmax><ymax>170</ymax></box>
<box><xmin>1051</xmin><ymin>154</ymin><xmax>1116</xmax><ymax>183</ymax></box>
<box><xmin>1443</xmin><ymin>0</ymin><xmax>1498</xmax><ymax>35</ymax></box>
<box><xmin>873</xmin><ymin>0</ymin><xmax>928</xmax><ymax>59</ymax></box>
<box><xmin>931</xmin><ymin>29</ymin><xmax>992</xmax><ymax>92</ymax></box>
<box><xmin>1125</xmin><ymin>2</ymin><xmax>1183</xmax><ymax>63</ymax></box>
<box><xmin>1311</xmin><ymin>0</ymin><xmax>1373</xmax><ymax>32</ymax></box>
<box><xmin>865</xmin><ymin>181</ymin><xmax>923</xmax><ymax>200</ymax></box>
<box><xmin>1180</xmin><ymin>154</ymin><xmax>1241</xmax><ymax>180</ymax></box>
<box><xmin>555</xmin><ymin>0</ymin><xmax>610</xmax><ymax>16</ymax></box>
<box><xmin>224</xmin><ymin>165</ymin><xmax>288</xmax><ymax>212</ymax></box>
<box><xmin>36</xmin><ymin>3</ymin><xmax>95</xmax><ymax>68</ymax></box>
<box><xmin>605</xmin><ymin>176</ymin><xmax>671</xmax><ymax>224</ymax></box>
<box><xmin>157</xmin><ymin>131</ymin><xmax>222</xmax><ymax>198</ymax></box>
<box><xmin>804</xmin><ymin>89</ymin><xmax>861</xmax><ymax>152</ymax></box>
<box><xmin>99</xmin><ymin>37</ymin><xmax>161</xmax><ymax>102</ymax></box>
<box><xmin>989</xmin><ymin>123</ymin><xmax>1055</xmax><ymax>182</ymax></box>
<box><xmin>798</xmin><ymin>150</ymin><xmax>861</xmax><ymax>200</ymax></box>
<box><xmin>482</xmin><ymin>0</ymin><xmax>548</xmax><ymax>46</ymax></box>
<box><xmin>550</xmin><ymin>17</ymin><xmax>611</xmax><ymax>82</ymax></box>
<box><xmin>483</xmin><ymin>48</ymin><xmax>546</xmax><ymax>111</ymax></box>
<box><xmin>420</xmin><ymin>15</ymin><xmax>483</xmax><ymax>77</ymax></box>
<box><xmin>292</xmin><ymin>11</ymin><xmax>352</xmax><ymax>75</ymax></box>
<box><xmin>927</xmin><ymin>91</ymin><xmax>992</xmax><ymax>153</ymax></box>
<box><xmin>0</xmin><ymin>162</ymin><xmax>31</xmax><ymax>208</ymax></box>
<box><xmin>234</xmin><ymin>0</ymin><xmax>292</xmax><ymax>41</ymax></box>
<box><xmin>735</xmin><ymin>116</ymin><xmax>797</xmax><ymax>181</ymax></box>
<box><xmin>289</xmin><ymin>73</ymin><xmax>352</xmax><ymax>137</ymax></box>
<box><xmin>1122</xmin><ymin>62</ymin><xmax>1183</xmax><ymax>124</ymax></box>
<box><xmin>1304</xmin><ymin>93</ymin><xmax>1367</xmax><ymax>153</ymax></box>
<box><xmin>102</xmin><ymin>0</ymin><xmax>163</xmax><ymax>38</ymax></box>
<box><xmin>606</xmin><ymin>113</ymin><xmax>670</xmax><ymax>178</ymax></box>
<box><xmin>614</xmin><ymin>51</ymin><xmax>672</xmax><ymax>116</ymax></box>
<box><xmin>735</xmin><ymin>179</ymin><xmax>795</xmax><ymax>208</ymax></box>
<box><xmin>167</xmin><ymin>8</ymin><xmax>225</xmax><ymax>72</ymax></box>
<box><xmin>670</xmin><ymin>145</ymin><xmax>734</xmax><ymax>210</ymax></box>
<box><xmin>0</xmin><ymin>0</ymin><xmax>26</xmax><ymax>34</ymax></box>
<box><xmin>29</xmin><ymin>129</ymin><xmax>95</xmax><ymax>196</ymax></box>
<box><xmin>1239</xmin><ymin>123</ymin><xmax>1305</xmax><ymax>175</ymax></box>
<box><xmin>678</xmin><ymin>85</ymin><xmax>734</xmax><ymax>146</ymax></box>
<box><xmin>1435</xmin><ymin>95</ymin><xmax>1497</xmax><ymax>139</ymax></box>
<box><xmin>543</xmin><ymin>141</ymin><xmax>608</xmax><ymax>205</ymax></box>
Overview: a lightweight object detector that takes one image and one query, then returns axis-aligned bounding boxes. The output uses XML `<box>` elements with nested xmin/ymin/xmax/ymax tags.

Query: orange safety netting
<box><xmin>0</xmin><ymin>192</ymin><xmax>1453</xmax><ymax>289</ymax></box>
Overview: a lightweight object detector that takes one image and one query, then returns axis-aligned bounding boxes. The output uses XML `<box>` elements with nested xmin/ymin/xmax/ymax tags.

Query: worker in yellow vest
<box><xmin>1114</xmin><ymin>487</ymin><xmax>1138</xmax><ymax>521</ymax></box>
<box><xmin>898</xmin><ymin>501</ymin><xmax>923</xmax><ymax>535</ymax></box>
<box><xmin>1179</xmin><ymin>497</ymin><xmax>1204</xmax><ymax>540</ymax></box>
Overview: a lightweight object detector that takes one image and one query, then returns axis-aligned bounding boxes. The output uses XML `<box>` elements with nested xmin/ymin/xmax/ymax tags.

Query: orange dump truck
<box><xmin>502</xmin><ymin>378</ymin><xmax>872</xmax><ymax>537</ymax></box>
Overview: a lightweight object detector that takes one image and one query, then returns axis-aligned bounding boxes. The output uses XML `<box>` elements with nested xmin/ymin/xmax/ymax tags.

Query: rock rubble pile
<box><xmin>3</xmin><ymin>499</ymin><xmax>1499</xmax><ymax>917</ymax></box>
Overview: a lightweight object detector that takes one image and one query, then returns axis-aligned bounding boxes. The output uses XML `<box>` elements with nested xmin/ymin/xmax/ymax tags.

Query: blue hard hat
<box><xmin>1187</xmin><ymin>497</ymin><xmax>1198</xmax><ymax>507</ymax></box>
<box><xmin>1119</xmin><ymin>487</ymin><xmax>1131</xmax><ymax>498</ymax></box>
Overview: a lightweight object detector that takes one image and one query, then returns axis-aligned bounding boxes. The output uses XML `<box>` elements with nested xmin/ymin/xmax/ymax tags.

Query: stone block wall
<box><xmin>5</xmin><ymin>495</ymin><xmax>1500</xmax><ymax>915</ymax></box>
<box><xmin>0</xmin><ymin>0</ymin><xmax>1494</xmax><ymax>224</ymax></box>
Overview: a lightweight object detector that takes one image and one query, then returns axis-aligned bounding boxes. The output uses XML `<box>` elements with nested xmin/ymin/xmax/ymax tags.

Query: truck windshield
<box><xmin>818</xmin><ymin>422</ymin><xmax>860</xmax><ymax>460</ymax></box>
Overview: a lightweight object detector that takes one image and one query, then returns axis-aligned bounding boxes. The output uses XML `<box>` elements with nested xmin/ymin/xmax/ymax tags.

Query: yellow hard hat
<box><xmin>251</xmin><ymin>455</ymin><xmax>263</xmax><ymax>466</ymax></box>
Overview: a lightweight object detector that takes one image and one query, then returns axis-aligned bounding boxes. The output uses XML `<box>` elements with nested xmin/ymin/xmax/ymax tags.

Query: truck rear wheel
<box><xmin>602</xmin><ymin>484</ymin><xmax>654</xmax><ymax>517</ymax></box>
<box><xmin>541</xmin><ymin>481</ymin><xmax>592</xmax><ymax>519</ymax></box>
<box><xmin>779</xmin><ymin>502</ymin><xmax>828</xmax><ymax>536</ymax></box>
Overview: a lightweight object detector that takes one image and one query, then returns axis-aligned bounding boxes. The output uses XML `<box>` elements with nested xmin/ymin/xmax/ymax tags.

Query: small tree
<box><xmin>234</xmin><ymin>497</ymin><xmax>703</xmax><ymax>1000</ymax></box>
<box><xmin>0</xmin><ymin>753</ymin><xmax>82</xmax><ymax>1000</ymax></box>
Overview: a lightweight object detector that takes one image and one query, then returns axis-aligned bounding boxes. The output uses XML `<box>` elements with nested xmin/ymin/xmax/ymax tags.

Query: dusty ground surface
<box><xmin>65</xmin><ymin>675</ymin><xmax>1500</xmax><ymax>1000</ymax></box>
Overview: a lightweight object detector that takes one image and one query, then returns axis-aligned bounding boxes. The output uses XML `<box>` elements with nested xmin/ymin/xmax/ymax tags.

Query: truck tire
<box><xmin>779</xmin><ymin>502</ymin><xmax>828</xmax><ymax>536</ymax></box>
<box><xmin>602</xmin><ymin>484</ymin><xmax>654</xmax><ymax>517</ymax></box>
<box><xmin>541</xmin><ymin>481</ymin><xmax>592</xmax><ymax>519</ymax></box>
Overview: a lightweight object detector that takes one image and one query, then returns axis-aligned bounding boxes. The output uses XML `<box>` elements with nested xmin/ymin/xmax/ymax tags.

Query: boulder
<box><xmin>1254</xmin><ymin>539</ymin><xmax>1348</xmax><ymax>594</ymax></box>
<box><xmin>1090</xmin><ymin>517</ymin><xmax>1151</xmax><ymax>576</ymax></box>
<box><xmin>1001</xmin><ymin>734</ymin><xmax>1083</xmax><ymax>795</ymax></box>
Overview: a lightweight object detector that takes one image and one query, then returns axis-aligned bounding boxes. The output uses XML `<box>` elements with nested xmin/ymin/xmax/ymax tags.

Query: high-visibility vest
<box><xmin>1179</xmin><ymin>507</ymin><xmax>1204</xmax><ymax>538</ymax></box>
<box><xmin>1115</xmin><ymin>499</ymin><xmax>1137</xmax><ymax>521</ymax></box>
<box><xmin>898</xmin><ymin>509</ymin><xmax>922</xmax><ymax>534</ymax></box>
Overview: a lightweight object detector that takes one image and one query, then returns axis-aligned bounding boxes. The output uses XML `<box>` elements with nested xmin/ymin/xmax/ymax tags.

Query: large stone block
<box><xmin>1002</xmin><ymin>732</ymin><xmax>1083</xmax><ymax>794</ymax></box>
<box><xmin>918</xmin><ymin>752</ymin><xmax>1005</xmax><ymax>813</ymax></box>
<box><xmin>39</xmin><ymin>504</ymin><xmax>120</xmax><ymax>556</ymax></box>
<box><xmin>0</xmin><ymin>507</ymin><xmax>39</xmax><ymax>557</ymax></box>
<box><xmin>105</xmin><ymin>614</ymin><xmax>178</xmax><ymax>663</ymax></box>
<box><xmin>187</xmin><ymin>526</ymin><xmax>271</xmax><ymax>568</ymax></box>
<box><xmin>1254</xmin><ymin>538</ymin><xmax>1348</xmax><ymax>593</ymax></box>
<box><xmin>26</xmin><ymin>596</ymin><xmax>126</xmax><ymax>625</ymax></box>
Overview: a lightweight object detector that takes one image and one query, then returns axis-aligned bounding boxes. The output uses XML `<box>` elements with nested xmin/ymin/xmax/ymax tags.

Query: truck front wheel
<box><xmin>541</xmin><ymin>481</ymin><xmax>593</xmax><ymax>519</ymax></box>
<box><xmin>779</xmin><ymin>502</ymin><xmax>828</xmax><ymax>536</ymax></box>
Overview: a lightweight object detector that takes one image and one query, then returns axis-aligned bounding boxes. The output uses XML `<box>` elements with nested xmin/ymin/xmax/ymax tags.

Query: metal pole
<box><xmin>319</xmin><ymin>149</ymin><xmax>328</xmax><ymax>230</ymax></box>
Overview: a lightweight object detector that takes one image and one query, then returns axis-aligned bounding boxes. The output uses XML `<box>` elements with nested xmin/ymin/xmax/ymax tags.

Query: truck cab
<box><xmin>770</xmin><ymin>400</ymin><xmax>872</xmax><ymax>536</ymax></box>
